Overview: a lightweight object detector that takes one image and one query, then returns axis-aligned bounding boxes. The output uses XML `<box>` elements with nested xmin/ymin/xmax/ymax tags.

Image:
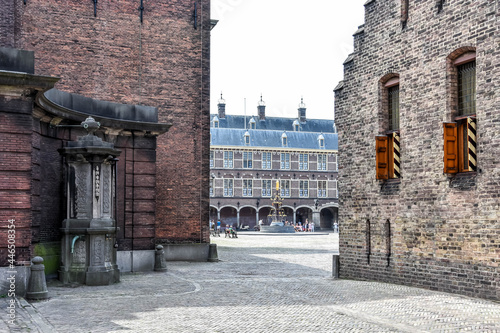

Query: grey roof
<box><xmin>211</xmin><ymin>114</ymin><xmax>336</xmax><ymax>133</ymax></box>
<box><xmin>211</xmin><ymin>128</ymin><xmax>338</xmax><ymax>151</ymax></box>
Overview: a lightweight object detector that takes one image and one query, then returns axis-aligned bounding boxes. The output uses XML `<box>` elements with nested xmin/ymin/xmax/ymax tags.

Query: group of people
<box><xmin>209</xmin><ymin>219</ymin><xmax>237</xmax><ymax>238</ymax></box>
<box><xmin>294</xmin><ymin>219</ymin><xmax>315</xmax><ymax>232</ymax></box>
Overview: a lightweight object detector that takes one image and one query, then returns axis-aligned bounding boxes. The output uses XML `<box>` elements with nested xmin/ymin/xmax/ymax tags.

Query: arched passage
<box><xmin>320</xmin><ymin>206</ymin><xmax>338</xmax><ymax>229</ymax></box>
<box><xmin>220</xmin><ymin>206</ymin><xmax>238</xmax><ymax>228</ymax></box>
<box><xmin>239</xmin><ymin>206</ymin><xmax>257</xmax><ymax>229</ymax></box>
<box><xmin>295</xmin><ymin>206</ymin><xmax>312</xmax><ymax>226</ymax></box>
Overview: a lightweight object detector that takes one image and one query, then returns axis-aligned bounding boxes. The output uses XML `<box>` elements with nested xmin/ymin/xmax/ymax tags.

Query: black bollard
<box><xmin>154</xmin><ymin>245</ymin><xmax>167</xmax><ymax>272</ymax></box>
<box><xmin>26</xmin><ymin>257</ymin><xmax>49</xmax><ymax>300</ymax></box>
<box><xmin>332</xmin><ymin>255</ymin><xmax>340</xmax><ymax>279</ymax></box>
<box><xmin>208</xmin><ymin>243</ymin><xmax>219</xmax><ymax>262</ymax></box>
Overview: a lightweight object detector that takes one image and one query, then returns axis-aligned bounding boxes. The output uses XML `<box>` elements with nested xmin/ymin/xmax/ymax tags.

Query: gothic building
<box><xmin>334</xmin><ymin>0</ymin><xmax>500</xmax><ymax>300</ymax></box>
<box><xmin>0</xmin><ymin>0</ymin><xmax>211</xmax><ymax>293</ymax></box>
<box><xmin>210</xmin><ymin>96</ymin><xmax>339</xmax><ymax>230</ymax></box>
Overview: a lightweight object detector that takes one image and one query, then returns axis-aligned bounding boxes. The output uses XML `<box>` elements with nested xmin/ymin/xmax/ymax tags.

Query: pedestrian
<box><xmin>334</xmin><ymin>222</ymin><xmax>338</xmax><ymax>233</ymax></box>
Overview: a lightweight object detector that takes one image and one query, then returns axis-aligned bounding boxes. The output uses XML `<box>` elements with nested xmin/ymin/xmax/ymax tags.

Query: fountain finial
<box><xmin>81</xmin><ymin>116</ymin><xmax>101</xmax><ymax>135</ymax></box>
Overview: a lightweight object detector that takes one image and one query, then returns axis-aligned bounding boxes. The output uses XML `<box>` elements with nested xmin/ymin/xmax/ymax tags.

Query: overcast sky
<box><xmin>210</xmin><ymin>0</ymin><xmax>366</xmax><ymax>120</ymax></box>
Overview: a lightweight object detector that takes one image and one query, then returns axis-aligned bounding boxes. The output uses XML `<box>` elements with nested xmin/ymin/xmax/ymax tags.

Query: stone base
<box><xmin>85</xmin><ymin>266</ymin><xmax>120</xmax><ymax>286</ymax></box>
<box><xmin>259</xmin><ymin>225</ymin><xmax>296</xmax><ymax>233</ymax></box>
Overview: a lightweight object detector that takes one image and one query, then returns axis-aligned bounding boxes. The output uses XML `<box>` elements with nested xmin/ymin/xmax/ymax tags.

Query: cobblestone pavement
<box><xmin>2</xmin><ymin>232</ymin><xmax>500</xmax><ymax>332</ymax></box>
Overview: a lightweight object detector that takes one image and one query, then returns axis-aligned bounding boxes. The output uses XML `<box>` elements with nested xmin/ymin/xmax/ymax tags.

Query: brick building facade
<box><xmin>334</xmin><ymin>0</ymin><xmax>499</xmax><ymax>300</ymax></box>
<box><xmin>210</xmin><ymin>96</ymin><xmax>339</xmax><ymax>231</ymax></box>
<box><xmin>0</xmin><ymin>0</ymin><xmax>211</xmax><ymax>287</ymax></box>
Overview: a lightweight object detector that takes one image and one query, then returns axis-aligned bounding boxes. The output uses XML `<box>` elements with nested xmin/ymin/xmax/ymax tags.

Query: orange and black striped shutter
<box><xmin>376</xmin><ymin>136</ymin><xmax>389</xmax><ymax>180</ymax></box>
<box><xmin>467</xmin><ymin>117</ymin><xmax>477</xmax><ymax>171</ymax></box>
<box><xmin>443</xmin><ymin>122</ymin><xmax>458</xmax><ymax>174</ymax></box>
<box><xmin>392</xmin><ymin>133</ymin><xmax>401</xmax><ymax>178</ymax></box>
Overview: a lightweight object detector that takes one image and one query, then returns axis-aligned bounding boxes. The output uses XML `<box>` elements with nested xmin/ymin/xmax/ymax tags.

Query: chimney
<box><xmin>298</xmin><ymin>97</ymin><xmax>306</xmax><ymax>122</ymax></box>
<box><xmin>217</xmin><ymin>93</ymin><xmax>226</xmax><ymax>119</ymax></box>
<box><xmin>257</xmin><ymin>94</ymin><xmax>266</xmax><ymax>120</ymax></box>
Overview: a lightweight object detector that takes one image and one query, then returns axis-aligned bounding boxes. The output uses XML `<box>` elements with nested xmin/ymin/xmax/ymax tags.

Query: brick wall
<box><xmin>0</xmin><ymin>96</ymin><xmax>34</xmax><ymax>265</ymax></box>
<box><xmin>11</xmin><ymin>0</ymin><xmax>211</xmax><ymax>245</ymax></box>
<box><xmin>335</xmin><ymin>0</ymin><xmax>500</xmax><ymax>300</ymax></box>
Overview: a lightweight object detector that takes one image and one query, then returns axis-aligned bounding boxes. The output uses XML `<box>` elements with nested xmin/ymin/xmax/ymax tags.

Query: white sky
<box><xmin>210</xmin><ymin>0</ymin><xmax>367</xmax><ymax>120</ymax></box>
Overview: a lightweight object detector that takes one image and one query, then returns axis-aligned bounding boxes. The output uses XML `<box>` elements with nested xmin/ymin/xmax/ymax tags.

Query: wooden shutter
<box><xmin>443</xmin><ymin>122</ymin><xmax>458</xmax><ymax>174</ymax></box>
<box><xmin>375</xmin><ymin>136</ymin><xmax>389</xmax><ymax>180</ymax></box>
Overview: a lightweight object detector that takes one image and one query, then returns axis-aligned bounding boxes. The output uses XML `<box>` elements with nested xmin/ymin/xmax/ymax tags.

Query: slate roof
<box><xmin>210</xmin><ymin>114</ymin><xmax>336</xmax><ymax>133</ymax></box>
<box><xmin>210</xmin><ymin>128</ymin><xmax>338</xmax><ymax>151</ymax></box>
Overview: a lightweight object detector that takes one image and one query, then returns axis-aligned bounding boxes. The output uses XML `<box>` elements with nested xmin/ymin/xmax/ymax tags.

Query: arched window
<box><xmin>376</xmin><ymin>74</ymin><xmax>401</xmax><ymax>180</ymax></box>
<box><xmin>444</xmin><ymin>48</ymin><xmax>477</xmax><ymax>174</ymax></box>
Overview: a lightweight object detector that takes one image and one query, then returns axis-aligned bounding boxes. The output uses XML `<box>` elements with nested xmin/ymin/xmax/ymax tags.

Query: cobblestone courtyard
<box><xmin>2</xmin><ymin>232</ymin><xmax>500</xmax><ymax>332</ymax></box>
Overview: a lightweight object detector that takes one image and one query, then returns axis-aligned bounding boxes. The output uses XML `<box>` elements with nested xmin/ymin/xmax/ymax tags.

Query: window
<box><xmin>293</xmin><ymin>120</ymin><xmax>300</xmax><ymax>132</ymax></box>
<box><xmin>299</xmin><ymin>154</ymin><xmax>309</xmax><ymax>170</ymax></box>
<box><xmin>280</xmin><ymin>153</ymin><xmax>290</xmax><ymax>169</ymax></box>
<box><xmin>261</xmin><ymin>180</ymin><xmax>272</xmax><ymax>197</ymax></box>
<box><xmin>388</xmin><ymin>85</ymin><xmax>400</xmax><ymax>131</ymax></box>
<box><xmin>318</xmin><ymin>135</ymin><xmax>325</xmax><ymax>149</ymax></box>
<box><xmin>209</xmin><ymin>178</ymin><xmax>214</xmax><ymax>197</ymax></box>
<box><xmin>376</xmin><ymin>76</ymin><xmax>401</xmax><ymax>180</ymax></box>
<box><xmin>249</xmin><ymin>118</ymin><xmax>256</xmax><ymax>129</ymax></box>
<box><xmin>318</xmin><ymin>180</ymin><xmax>327</xmax><ymax>197</ymax></box>
<box><xmin>209</xmin><ymin>151</ymin><xmax>214</xmax><ymax>168</ymax></box>
<box><xmin>223</xmin><ymin>151</ymin><xmax>233</xmax><ymax>168</ymax></box>
<box><xmin>243</xmin><ymin>179</ymin><xmax>253</xmax><ymax>197</ymax></box>
<box><xmin>282</xmin><ymin>133</ymin><xmax>288</xmax><ymax>146</ymax></box>
<box><xmin>243</xmin><ymin>152</ymin><xmax>253</xmax><ymax>169</ymax></box>
<box><xmin>212</xmin><ymin>116</ymin><xmax>219</xmax><ymax>128</ymax></box>
<box><xmin>444</xmin><ymin>52</ymin><xmax>477</xmax><ymax>174</ymax></box>
<box><xmin>280</xmin><ymin>180</ymin><xmax>290</xmax><ymax>197</ymax></box>
<box><xmin>317</xmin><ymin>154</ymin><xmax>327</xmax><ymax>171</ymax></box>
<box><xmin>299</xmin><ymin>180</ymin><xmax>309</xmax><ymax>197</ymax></box>
<box><xmin>244</xmin><ymin>131</ymin><xmax>250</xmax><ymax>145</ymax></box>
<box><xmin>223</xmin><ymin>179</ymin><xmax>233</xmax><ymax>197</ymax></box>
<box><xmin>262</xmin><ymin>152</ymin><xmax>272</xmax><ymax>169</ymax></box>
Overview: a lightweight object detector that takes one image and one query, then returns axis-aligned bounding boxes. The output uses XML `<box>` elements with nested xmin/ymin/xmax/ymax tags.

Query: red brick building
<box><xmin>0</xmin><ymin>0</ymin><xmax>211</xmax><ymax>289</ymax></box>
<box><xmin>335</xmin><ymin>0</ymin><xmax>499</xmax><ymax>300</ymax></box>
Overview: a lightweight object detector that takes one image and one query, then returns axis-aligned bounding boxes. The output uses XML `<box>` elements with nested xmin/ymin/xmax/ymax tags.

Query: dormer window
<box><xmin>212</xmin><ymin>116</ymin><xmax>219</xmax><ymax>128</ymax></box>
<box><xmin>249</xmin><ymin>117</ymin><xmax>256</xmax><ymax>130</ymax></box>
<box><xmin>293</xmin><ymin>120</ymin><xmax>300</xmax><ymax>132</ymax></box>
<box><xmin>282</xmin><ymin>132</ymin><xmax>288</xmax><ymax>146</ymax></box>
<box><xmin>244</xmin><ymin>131</ymin><xmax>250</xmax><ymax>145</ymax></box>
<box><xmin>318</xmin><ymin>134</ymin><xmax>325</xmax><ymax>148</ymax></box>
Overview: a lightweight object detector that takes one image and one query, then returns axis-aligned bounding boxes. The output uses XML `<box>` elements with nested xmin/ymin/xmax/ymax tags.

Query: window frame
<box><xmin>299</xmin><ymin>180</ymin><xmax>309</xmax><ymax>198</ymax></box>
<box><xmin>262</xmin><ymin>152</ymin><xmax>272</xmax><ymax>170</ymax></box>
<box><xmin>280</xmin><ymin>179</ymin><xmax>290</xmax><ymax>197</ymax></box>
<box><xmin>223</xmin><ymin>151</ymin><xmax>233</xmax><ymax>168</ymax></box>
<box><xmin>242</xmin><ymin>179</ymin><xmax>253</xmax><ymax>197</ymax></box>
<box><xmin>280</xmin><ymin>153</ymin><xmax>290</xmax><ymax>170</ymax></box>
<box><xmin>261</xmin><ymin>179</ymin><xmax>272</xmax><ymax>197</ymax></box>
<box><xmin>223</xmin><ymin>178</ymin><xmax>233</xmax><ymax>197</ymax></box>
<box><xmin>317</xmin><ymin>154</ymin><xmax>327</xmax><ymax>171</ymax></box>
<box><xmin>299</xmin><ymin>153</ymin><xmax>309</xmax><ymax>170</ymax></box>
<box><xmin>243</xmin><ymin>151</ymin><xmax>253</xmax><ymax>169</ymax></box>
<box><xmin>317</xmin><ymin>180</ymin><xmax>327</xmax><ymax>198</ymax></box>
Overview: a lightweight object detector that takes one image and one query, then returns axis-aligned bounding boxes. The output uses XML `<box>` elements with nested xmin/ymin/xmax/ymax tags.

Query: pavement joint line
<box><xmin>18</xmin><ymin>297</ymin><xmax>57</xmax><ymax>333</ymax></box>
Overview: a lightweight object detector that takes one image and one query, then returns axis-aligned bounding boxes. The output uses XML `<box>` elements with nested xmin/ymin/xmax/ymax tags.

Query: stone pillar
<box><xmin>255</xmin><ymin>210</ymin><xmax>259</xmax><ymax>229</ymax></box>
<box><xmin>237</xmin><ymin>210</ymin><xmax>240</xmax><ymax>228</ymax></box>
<box><xmin>312</xmin><ymin>211</ymin><xmax>320</xmax><ymax>231</ymax></box>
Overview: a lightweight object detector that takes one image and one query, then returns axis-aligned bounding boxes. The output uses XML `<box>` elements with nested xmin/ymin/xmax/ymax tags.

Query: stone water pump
<box><xmin>59</xmin><ymin>116</ymin><xmax>120</xmax><ymax>285</ymax></box>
